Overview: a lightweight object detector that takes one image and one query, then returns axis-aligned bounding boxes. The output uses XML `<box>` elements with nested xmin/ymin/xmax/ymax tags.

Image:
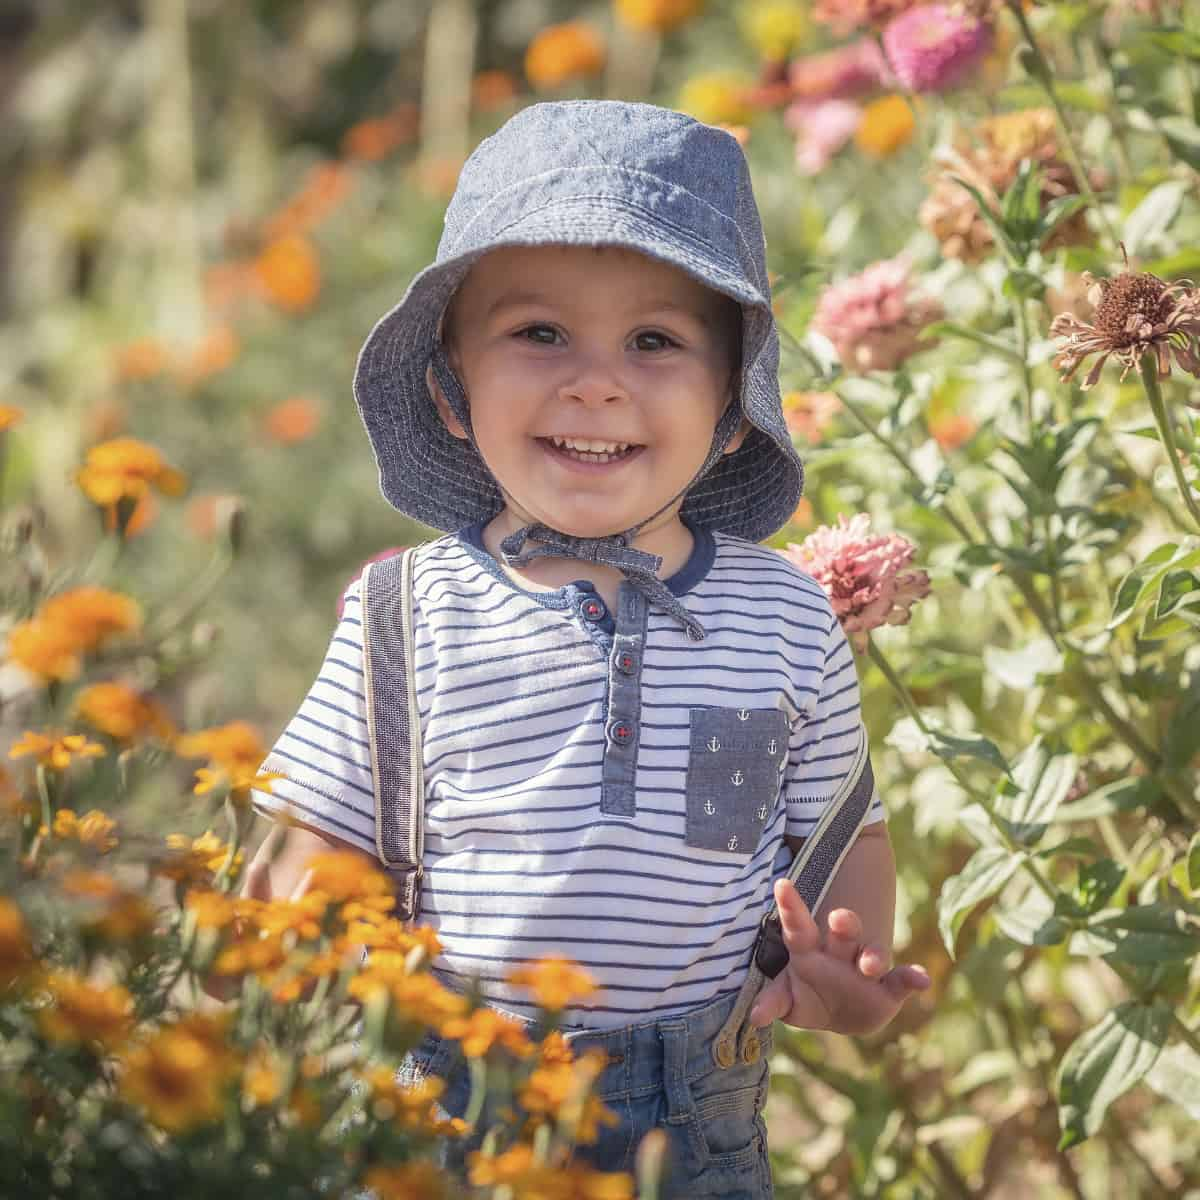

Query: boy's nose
<box><xmin>559</xmin><ymin>357</ymin><xmax>629</xmax><ymax>407</ymax></box>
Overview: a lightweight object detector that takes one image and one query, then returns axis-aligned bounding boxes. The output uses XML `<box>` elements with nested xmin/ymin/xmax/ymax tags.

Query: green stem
<box><xmin>1139</xmin><ymin>354</ymin><xmax>1200</xmax><ymax>533</ymax></box>
<box><xmin>1012</xmin><ymin>292</ymin><xmax>1035</xmax><ymax>436</ymax></box>
<box><xmin>1006</xmin><ymin>0</ymin><xmax>1119</xmax><ymax>248</ymax></box>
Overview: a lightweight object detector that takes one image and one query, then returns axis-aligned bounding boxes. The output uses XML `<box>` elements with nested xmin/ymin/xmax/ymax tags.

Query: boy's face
<box><xmin>433</xmin><ymin>245</ymin><xmax>745</xmax><ymax>542</ymax></box>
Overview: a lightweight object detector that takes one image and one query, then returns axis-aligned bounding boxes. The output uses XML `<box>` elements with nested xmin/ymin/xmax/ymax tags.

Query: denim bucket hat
<box><xmin>352</xmin><ymin>99</ymin><xmax>804</xmax><ymax>546</ymax></box>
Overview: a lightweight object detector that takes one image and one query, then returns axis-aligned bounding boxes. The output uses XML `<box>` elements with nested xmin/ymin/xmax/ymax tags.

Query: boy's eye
<box><xmin>517</xmin><ymin>324</ymin><xmax>560</xmax><ymax>345</ymax></box>
<box><xmin>633</xmin><ymin>330</ymin><xmax>678</xmax><ymax>352</ymax></box>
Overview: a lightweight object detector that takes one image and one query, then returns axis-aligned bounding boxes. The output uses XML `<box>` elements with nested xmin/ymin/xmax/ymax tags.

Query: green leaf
<box><xmin>1146</xmin><ymin>1043</ymin><xmax>1200</xmax><ymax>1120</ymax></box>
<box><xmin>1065</xmin><ymin>861</ymin><xmax>1125</xmax><ymax>917</ymax></box>
<box><xmin>995</xmin><ymin>888</ymin><xmax>1070</xmax><ymax>947</ymax></box>
<box><xmin>1189</xmin><ymin>833</ymin><xmax>1200</xmax><ymax>894</ymax></box>
<box><xmin>938</xmin><ymin>845</ymin><xmax>1025</xmax><ymax>958</ymax></box>
<box><xmin>983</xmin><ymin>638</ymin><xmax>1064</xmax><ymax>691</ymax></box>
<box><xmin>993</xmin><ymin>737</ymin><xmax>1078</xmax><ymax>845</ymax></box>
<box><xmin>926</xmin><ymin>728</ymin><xmax>1011</xmax><ymax>776</ymax></box>
<box><xmin>1038</xmin><ymin>194</ymin><xmax>1088</xmax><ymax>243</ymax></box>
<box><xmin>1057</xmin><ymin>1003</ymin><xmax>1171</xmax><ymax>1149</ymax></box>
<box><xmin>1122</xmin><ymin>180</ymin><xmax>1188</xmax><ymax>255</ymax></box>
<box><xmin>1003</xmin><ymin>267</ymin><xmax>1046</xmax><ymax>301</ymax></box>
<box><xmin>1108</xmin><ymin>541</ymin><xmax>1200</xmax><ymax>630</ymax></box>
<box><xmin>1143</xmin><ymin>245</ymin><xmax>1200</xmax><ymax>278</ymax></box>
<box><xmin>1070</xmin><ymin>904</ymin><xmax>1200</xmax><ymax>964</ymax></box>
<box><xmin>1159</xmin><ymin>115</ymin><xmax>1200</xmax><ymax>172</ymax></box>
<box><xmin>948</xmin><ymin>174</ymin><xmax>1020</xmax><ymax>262</ymax></box>
<box><xmin>1142</xmin><ymin>28</ymin><xmax>1200</xmax><ymax>60</ymax></box>
<box><xmin>1164</xmin><ymin>671</ymin><xmax>1200</xmax><ymax>767</ymax></box>
<box><xmin>1056</xmin><ymin>777</ymin><xmax>1160</xmax><ymax>822</ymax></box>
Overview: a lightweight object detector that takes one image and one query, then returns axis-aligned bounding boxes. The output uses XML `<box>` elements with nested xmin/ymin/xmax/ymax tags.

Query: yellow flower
<box><xmin>855</xmin><ymin>94</ymin><xmax>915</xmax><ymax>158</ymax></box>
<box><xmin>254</xmin><ymin>235</ymin><xmax>321</xmax><ymax>313</ymax></box>
<box><xmin>75</xmin><ymin>437</ymin><xmax>187</xmax><ymax>522</ymax></box>
<box><xmin>364</xmin><ymin>1163</ymin><xmax>452</xmax><ymax>1200</ymax></box>
<box><xmin>9</xmin><ymin>731</ymin><xmax>105</xmax><ymax>771</ymax></box>
<box><xmin>304</xmin><ymin>850</ymin><xmax>394</xmax><ymax>903</ymax></box>
<box><xmin>52</xmin><ymin>809</ymin><xmax>118</xmax><ymax>853</ymax></box>
<box><xmin>441</xmin><ymin>1007</ymin><xmax>534</xmax><ymax>1060</ymax></box>
<box><xmin>361</xmin><ymin>1066</ymin><xmax>447</xmax><ymax>1129</ymax></box>
<box><xmin>185</xmin><ymin>889</ymin><xmax>238</xmax><ymax>930</ymax></box>
<box><xmin>242</xmin><ymin>1044</ymin><xmax>284</xmax><ymax>1106</ymax></box>
<box><xmin>677</xmin><ymin>73</ymin><xmax>753</xmax><ymax>127</ymax></box>
<box><xmin>177</xmin><ymin>720</ymin><xmax>283</xmax><ymax>804</ymax></box>
<box><xmin>75</xmin><ymin>682</ymin><xmax>174</xmax><ymax>743</ymax></box>
<box><xmin>739</xmin><ymin>1</ymin><xmax>807</xmax><ymax>60</ymax></box>
<box><xmin>0</xmin><ymin>405</ymin><xmax>23</xmax><ymax>431</ymax></box>
<box><xmin>519</xmin><ymin>1050</ymin><xmax>617</xmax><ymax>1144</ymax></box>
<box><xmin>0</xmin><ymin>897</ymin><xmax>33</xmax><ymax>987</ymax></box>
<box><xmin>8</xmin><ymin>588</ymin><xmax>142</xmax><ymax>683</ymax></box>
<box><xmin>253</xmin><ymin>893</ymin><xmax>328</xmax><ymax>942</ymax></box>
<box><xmin>159</xmin><ymin>829</ymin><xmax>243</xmax><ymax>884</ymax></box>
<box><xmin>348</xmin><ymin>967</ymin><xmax>468</xmax><ymax>1031</ymax></box>
<box><xmin>6</xmin><ymin>619</ymin><xmax>84</xmax><ymax>682</ymax></box>
<box><xmin>507</xmin><ymin>956</ymin><xmax>599</xmax><ymax>1011</ymax></box>
<box><xmin>37</xmin><ymin>970</ymin><xmax>133</xmax><ymax>1049</ymax></box>
<box><xmin>525</xmin><ymin>22</ymin><xmax>606</xmax><ymax>91</ymax></box>
<box><xmin>614</xmin><ymin>0</ymin><xmax>703</xmax><ymax>34</ymax></box>
<box><xmin>119</xmin><ymin>1014</ymin><xmax>236</xmax><ymax>1133</ymax></box>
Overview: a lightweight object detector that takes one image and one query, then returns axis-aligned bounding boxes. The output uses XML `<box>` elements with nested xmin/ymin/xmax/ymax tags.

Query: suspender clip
<box><xmin>752</xmin><ymin>911</ymin><xmax>789</xmax><ymax>979</ymax></box>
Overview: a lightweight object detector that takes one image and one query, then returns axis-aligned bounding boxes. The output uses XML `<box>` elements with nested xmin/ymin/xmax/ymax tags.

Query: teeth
<box><xmin>550</xmin><ymin>436</ymin><xmax>630</xmax><ymax>454</ymax></box>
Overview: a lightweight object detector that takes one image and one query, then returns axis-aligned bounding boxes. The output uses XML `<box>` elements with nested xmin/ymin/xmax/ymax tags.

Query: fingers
<box><xmin>773</xmin><ymin>879</ymin><xmax>820</xmax><ymax>954</ymax></box>
<box><xmin>881</xmin><ymin>963</ymin><xmax>932</xmax><ymax>1000</ymax></box>
<box><xmin>749</xmin><ymin>972</ymin><xmax>793</xmax><ymax>1027</ymax></box>
<box><xmin>823</xmin><ymin>907</ymin><xmax>863</xmax><ymax>966</ymax></box>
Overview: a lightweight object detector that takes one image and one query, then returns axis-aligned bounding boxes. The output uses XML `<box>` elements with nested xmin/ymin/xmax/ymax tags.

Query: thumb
<box><xmin>749</xmin><ymin>971</ymin><xmax>792</xmax><ymax>1027</ymax></box>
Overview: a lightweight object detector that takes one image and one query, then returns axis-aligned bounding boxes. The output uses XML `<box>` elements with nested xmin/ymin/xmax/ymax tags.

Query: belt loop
<box><xmin>658</xmin><ymin>1021</ymin><xmax>690</xmax><ymax>1123</ymax></box>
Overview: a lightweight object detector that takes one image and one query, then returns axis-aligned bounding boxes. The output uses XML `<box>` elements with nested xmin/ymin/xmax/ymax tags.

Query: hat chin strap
<box><xmin>430</xmin><ymin>346</ymin><xmax>743</xmax><ymax>641</ymax></box>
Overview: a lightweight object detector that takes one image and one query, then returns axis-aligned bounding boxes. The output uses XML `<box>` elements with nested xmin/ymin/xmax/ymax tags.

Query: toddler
<box><xmin>248</xmin><ymin>100</ymin><xmax>929</xmax><ymax>1198</ymax></box>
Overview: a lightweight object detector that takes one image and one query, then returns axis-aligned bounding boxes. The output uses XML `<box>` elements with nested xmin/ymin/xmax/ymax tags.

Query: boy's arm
<box><xmin>242</xmin><ymin>819</ymin><xmax>376</xmax><ymax>902</ymax></box>
<box><xmin>751</xmin><ymin>821</ymin><xmax>928</xmax><ymax>1033</ymax></box>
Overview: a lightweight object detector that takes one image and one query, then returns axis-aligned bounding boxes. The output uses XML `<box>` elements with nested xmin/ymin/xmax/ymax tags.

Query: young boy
<box><xmin>248</xmin><ymin>100</ymin><xmax>928</xmax><ymax>1196</ymax></box>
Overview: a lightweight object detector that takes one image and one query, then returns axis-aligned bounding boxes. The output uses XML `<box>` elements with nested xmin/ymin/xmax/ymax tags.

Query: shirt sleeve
<box><xmin>783</xmin><ymin>609</ymin><xmax>885</xmax><ymax>838</ymax></box>
<box><xmin>251</xmin><ymin>579</ymin><xmax>379</xmax><ymax>857</ymax></box>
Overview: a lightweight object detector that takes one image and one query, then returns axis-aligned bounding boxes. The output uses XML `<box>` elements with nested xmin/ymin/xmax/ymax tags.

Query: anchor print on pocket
<box><xmin>684</xmin><ymin>706</ymin><xmax>789</xmax><ymax>855</ymax></box>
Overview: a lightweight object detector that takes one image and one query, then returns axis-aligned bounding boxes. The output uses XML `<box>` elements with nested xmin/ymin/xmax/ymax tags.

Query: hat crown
<box><xmin>439</xmin><ymin>101</ymin><xmax>760</xmax><ymax>283</ymax></box>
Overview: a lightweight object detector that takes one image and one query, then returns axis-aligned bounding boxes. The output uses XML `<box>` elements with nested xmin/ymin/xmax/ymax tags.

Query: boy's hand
<box><xmin>749</xmin><ymin>878</ymin><xmax>930</xmax><ymax>1035</ymax></box>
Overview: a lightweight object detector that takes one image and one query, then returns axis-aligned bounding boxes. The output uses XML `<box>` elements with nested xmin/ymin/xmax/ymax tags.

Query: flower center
<box><xmin>1093</xmin><ymin>273</ymin><xmax>1172</xmax><ymax>346</ymax></box>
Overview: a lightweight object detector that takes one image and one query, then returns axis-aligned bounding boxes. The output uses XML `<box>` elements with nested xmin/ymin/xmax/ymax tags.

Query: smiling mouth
<box><xmin>538</xmin><ymin>436</ymin><xmax>643</xmax><ymax>465</ymax></box>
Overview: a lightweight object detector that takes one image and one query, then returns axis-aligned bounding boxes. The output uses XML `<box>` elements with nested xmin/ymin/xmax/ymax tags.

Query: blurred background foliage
<box><xmin>3</xmin><ymin>1</ymin><xmax>1200</xmax><ymax>1196</ymax></box>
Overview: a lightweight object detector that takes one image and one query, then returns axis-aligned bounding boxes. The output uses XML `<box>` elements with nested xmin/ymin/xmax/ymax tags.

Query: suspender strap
<box><xmin>711</xmin><ymin>728</ymin><xmax>876</xmax><ymax>1068</ymax></box>
<box><xmin>361</xmin><ymin>549</ymin><xmax>425</xmax><ymax>922</ymax></box>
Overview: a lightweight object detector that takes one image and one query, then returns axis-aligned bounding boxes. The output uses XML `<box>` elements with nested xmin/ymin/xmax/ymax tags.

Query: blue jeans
<box><xmin>403</xmin><ymin>988</ymin><xmax>774</xmax><ymax>1199</ymax></box>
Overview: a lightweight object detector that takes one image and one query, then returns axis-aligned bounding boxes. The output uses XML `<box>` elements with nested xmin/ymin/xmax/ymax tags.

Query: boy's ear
<box><xmin>426</xmin><ymin>359</ymin><xmax>469</xmax><ymax>440</ymax></box>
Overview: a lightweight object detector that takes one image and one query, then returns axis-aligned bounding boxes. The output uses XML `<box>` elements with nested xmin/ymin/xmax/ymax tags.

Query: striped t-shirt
<box><xmin>252</xmin><ymin>524</ymin><xmax>883</xmax><ymax>1029</ymax></box>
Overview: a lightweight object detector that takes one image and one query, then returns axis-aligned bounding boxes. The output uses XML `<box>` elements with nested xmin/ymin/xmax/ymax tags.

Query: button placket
<box><xmin>601</xmin><ymin>583</ymin><xmax>648</xmax><ymax>817</ymax></box>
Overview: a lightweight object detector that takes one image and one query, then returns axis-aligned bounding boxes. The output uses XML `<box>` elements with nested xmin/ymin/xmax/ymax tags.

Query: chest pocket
<box><xmin>684</xmin><ymin>707</ymin><xmax>790</xmax><ymax>856</ymax></box>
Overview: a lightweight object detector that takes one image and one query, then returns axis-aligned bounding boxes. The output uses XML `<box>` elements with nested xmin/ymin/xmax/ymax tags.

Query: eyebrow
<box><xmin>486</xmin><ymin>292</ymin><xmax>714</xmax><ymax>323</ymax></box>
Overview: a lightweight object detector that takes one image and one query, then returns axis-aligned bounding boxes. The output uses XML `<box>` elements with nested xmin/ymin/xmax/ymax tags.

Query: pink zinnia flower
<box><xmin>813</xmin><ymin>0</ymin><xmax>917</xmax><ymax>37</ymax></box>
<box><xmin>883</xmin><ymin>4</ymin><xmax>993</xmax><ymax>93</ymax></box>
<box><xmin>783</xmin><ymin>513</ymin><xmax>931</xmax><ymax>651</ymax></box>
<box><xmin>786</xmin><ymin>99</ymin><xmax>862</xmax><ymax>175</ymax></box>
<box><xmin>788</xmin><ymin>39</ymin><xmax>890</xmax><ymax>102</ymax></box>
<box><xmin>810</xmin><ymin>255</ymin><xmax>943</xmax><ymax>373</ymax></box>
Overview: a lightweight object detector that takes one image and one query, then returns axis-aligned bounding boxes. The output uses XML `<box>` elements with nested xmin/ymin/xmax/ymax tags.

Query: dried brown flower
<box><xmin>920</xmin><ymin>109</ymin><xmax>1100</xmax><ymax>263</ymax></box>
<box><xmin>1051</xmin><ymin>259</ymin><xmax>1200</xmax><ymax>390</ymax></box>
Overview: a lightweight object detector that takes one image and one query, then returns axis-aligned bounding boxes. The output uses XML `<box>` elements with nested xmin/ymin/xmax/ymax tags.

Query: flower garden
<box><xmin>1</xmin><ymin>0</ymin><xmax>1198</xmax><ymax>1195</ymax></box>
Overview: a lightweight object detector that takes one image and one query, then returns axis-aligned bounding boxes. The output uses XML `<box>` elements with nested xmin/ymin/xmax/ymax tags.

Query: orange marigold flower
<box><xmin>304</xmin><ymin>850</ymin><xmax>393</xmax><ymax>903</ymax></box>
<box><xmin>615</xmin><ymin>0</ymin><xmax>704</xmax><ymax>34</ymax></box>
<box><xmin>176</xmin><ymin>325</ymin><xmax>240</xmax><ymax>385</ymax></box>
<box><xmin>203</xmin><ymin>261</ymin><xmax>257</xmax><ymax>312</ymax></box>
<box><xmin>75</xmin><ymin>437</ymin><xmax>187</xmax><ymax>513</ymax></box>
<box><xmin>472</xmin><ymin>69</ymin><xmax>519</xmax><ymax>112</ymax></box>
<box><xmin>75</xmin><ymin>682</ymin><xmax>174</xmax><ymax>742</ymax></box>
<box><xmin>185</xmin><ymin>889</ymin><xmax>238</xmax><ymax>930</ymax></box>
<box><xmin>9</xmin><ymin>731</ymin><xmax>105</xmax><ymax>771</ymax></box>
<box><xmin>37</xmin><ymin>970</ymin><xmax>134</xmax><ymax>1050</ymax></box>
<box><xmin>263</xmin><ymin>162</ymin><xmax>358</xmax><ymax>241</ymax></box>
<box><xmin>119</xmin><ymin>1014</ymin><xmax>236</xmax><ymax>1133</ymax></box>
<box><xmin>519</xmin><ymin>1052</ymin><xmax>617</xmax><ymax>1144</ymax></box>
<box><xmin>782</xmin><ymin>390</ymin><xmax>841</xmax><ymax>444</ymax></box>
<box><xmin>348</xmin><ymin>967</ymin><xmax>468</xmax><ymax>1030</ymax></box>
<box><xmin>507</xmin><ymin>956</ymin><xmax>599</xmax><ymax>1012</ymax></box>
<box><xmin>0</xmin><ymin>897</ymin><xmax>34</xmax><ymax>987</ymax></box>
<box><xmin>41</xmin><ymin>586</ymin><xmax>142</xmax><ymax>650</ymax></box>
<box><xmin>214</xmin><ymin>931</ymin><xmax>289</xmax><ymax>978</ymax></box>
<box><xmin>361</xmin><ymin>1065</ymin><xmax>448</xmax><ymax>1129</ymax></box>
<box><xmin>441</xmin><ymin>1007</ymin><xmax>534</xmax><ymax>1059</ymax></box>
<box><xmin>177</xmin><ymin>720</ymin><xmax>282</xmax><ymax>805</ymax></box>
<box><xmin>7</xmin><ymin>619</ymin><xmax>85</xmax><ymax>682</ymax></box>
<box><xmin>52</xmin><ymin>809</ymin><xmax>118</xmax><ymax>853</ymax></box>
<box><xmin>243</xmin><ymin>1044</ymin><xmax>284</xmax><ymax>1106</ymax></box>
<box><xmin>341</xmin><ymin>110</ymin><xmax>418</xmax><ymax>162</ymax></box>
<box><xmin>855</xmin><ymin>94</ymin><xmax>916</xmax><ymax>158</ymax></box>
<box><xmin>525</xmin><ymin>22</ymin><xmax>606</xmax><ymax>91</ymax></box>
<box><xmin>254</xmin><ymin>234</ymin><xmax>321</xmax><ymax>313</ymax></box>
<box><xmin>113</xmin><ymin>338</ymin><xmax>169</xmax><ymax>382</ymax></box>
<box><xmin>159</xmin><ymin>829</ymin><xmax>243</xmax><ymax>884</ymax></box>
<box><xmin>61</xmin><ymin>868</ymin><xmax>156</xmax><ymax>942</ymax></box>
<box><xmin>929</xmin><ymin>411</ymin><xmax>977</xmax><ymax>450</ymax></box>
<box><xmin>364</xmin><ymin>1163</ymin><xmax>452</xmax><ymax>1200</ymax></box>
<box><xmin>263</xmin><ymin>396</ymin><xmax>321</xmax><ymax>444</ymax></box>
<box><xmin>0</xmin><ymin>405</ymin><xmax>23</xmax><ymax>431</ymax></box>
<box><xmin>252</xmin><ymin>893</ymin><xmax>327</xmax><ymax>942</ymax></box>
